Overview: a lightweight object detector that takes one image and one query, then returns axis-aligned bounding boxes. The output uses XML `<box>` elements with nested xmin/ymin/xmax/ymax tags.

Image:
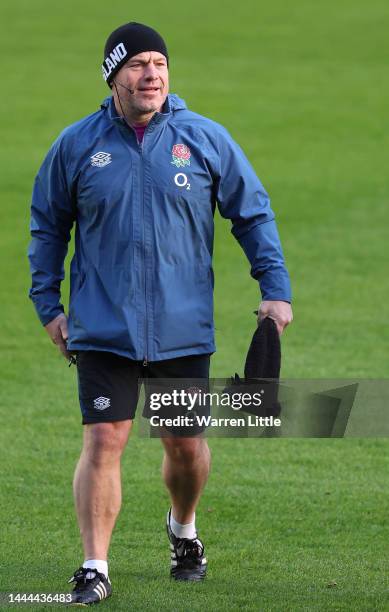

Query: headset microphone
<box><xmin>114</xmin><ymin>80</ymin><xmax>135</xmax><ymax>94</ymax></box>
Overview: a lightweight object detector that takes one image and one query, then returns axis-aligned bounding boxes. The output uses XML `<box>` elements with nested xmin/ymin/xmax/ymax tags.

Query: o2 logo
<box><xmin>174</xmin><ymin>173</ymin><xmax>191</xmax><ymax>191</ymax></box>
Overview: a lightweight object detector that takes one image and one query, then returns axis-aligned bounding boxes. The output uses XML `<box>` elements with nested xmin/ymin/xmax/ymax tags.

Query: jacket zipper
<box><xmin>139</xmin><ymin>125</ymin><xmax>152</xmax><ymax>367</ymax></box>
<box><xmin>131</xmin><ymin>115</ymin><xmax>158</xmax><ymax>366</ymax></box>
<box><xmin>122</xmin><ymin>118</ymin><xmax>149</xmax><ymax>366</ymax></box>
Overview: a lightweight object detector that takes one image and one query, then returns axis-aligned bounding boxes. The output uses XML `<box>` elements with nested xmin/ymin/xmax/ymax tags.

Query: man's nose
<box><xmin>144</xmin><ymin>63</ymin><xmax>159</xmax><ymax>79</ymax></box>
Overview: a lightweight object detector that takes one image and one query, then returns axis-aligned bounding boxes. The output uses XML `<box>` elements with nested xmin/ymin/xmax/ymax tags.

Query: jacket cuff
<box><xmin>30</xmin><ymin>299</ymin><xmax>64</xmax><ymax>326</ymax></box>
<box><xmin>257</xmin><ymin>268</ymin><xmax>292</xmax><ymax>303</ymax></box>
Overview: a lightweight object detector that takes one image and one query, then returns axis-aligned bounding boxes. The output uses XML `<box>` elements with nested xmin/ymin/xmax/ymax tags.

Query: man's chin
<box><xmin>139</xmin><ymin>105</ymin><xmax>158</xmax><ymax>113</ymax></box>
<box><xmin>134</xmin><ymin>103</ymin><xmax>163</xmax><ymax>116</ymax></box>
<box><xmin>134</xmin><ymin>94</ymin><xmax>167</xmax><ymax>115</ymax></box>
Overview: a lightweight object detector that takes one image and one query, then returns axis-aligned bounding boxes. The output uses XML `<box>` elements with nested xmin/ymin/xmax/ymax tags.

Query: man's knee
<box><xmin>162</xmin><ymin>436</ymin><xmax>209</xmax><ymax>465</ymax></box>
<box><xmin>83</xmin><ymin>421</ymin><xmax>132</xmax><ymax>463</ymax></box>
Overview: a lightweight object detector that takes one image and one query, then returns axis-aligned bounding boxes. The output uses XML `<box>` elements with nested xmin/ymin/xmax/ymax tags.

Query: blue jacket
<box><xmin>28</xmin><ymin>94</ymin><xmax>291</xmax><ymax>361</ymax></box>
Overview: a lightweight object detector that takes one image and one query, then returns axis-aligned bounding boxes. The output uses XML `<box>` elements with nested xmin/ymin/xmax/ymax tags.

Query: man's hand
<box><xmin>258</xmin><ymin>300</ymin><xmax>293</xmax><ymax>336</ymax></box>
<box><xmin>44</xmin><ymin>313</ymin><xmax>71</xmax><ymax>360</ymax></box>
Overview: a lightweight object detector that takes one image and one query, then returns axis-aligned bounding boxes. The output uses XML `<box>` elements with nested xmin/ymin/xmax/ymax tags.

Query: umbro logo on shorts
<box><xmin>93</xmin><ymin>396</ymin><xmax>111</xmax><ymax>410</ymax></box>
<box><xmin>90</xmin><ymin>152</ymin><xmax>112</xmax><ymax>168</ymax></box>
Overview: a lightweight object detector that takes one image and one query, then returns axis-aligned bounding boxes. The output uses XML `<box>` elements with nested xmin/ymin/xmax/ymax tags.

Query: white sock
<box><xmin>83</xmin><ymin>559</ymin><xmax>108</xmax><ymax>579</ymax></box>
<box><xmin>169</xmin><ymin>510</ymin><xmax>197</xmax><ymax>539</ymax></box>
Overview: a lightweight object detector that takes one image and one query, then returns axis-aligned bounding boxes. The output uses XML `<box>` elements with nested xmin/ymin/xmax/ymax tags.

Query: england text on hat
<box><xmin>102</xmin><ymin>43</ymin><xmax>127</xmax><ymax>81</ymax></box>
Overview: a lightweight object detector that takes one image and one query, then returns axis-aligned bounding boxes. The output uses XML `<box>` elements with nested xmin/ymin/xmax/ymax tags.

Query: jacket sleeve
<box><xmin>28</xmin><ymin>133</ymin><xmax>76</xmax><ymax>325</ymax></box>
<box><xmin>214</xmin><ymin>126</ymin><xmax>292</xmax><ymax>302</ymax></box>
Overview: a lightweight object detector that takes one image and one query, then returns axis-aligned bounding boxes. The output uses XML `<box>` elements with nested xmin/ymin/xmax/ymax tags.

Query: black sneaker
<box><xmin>68</xmin><ymin>567</ymin><xmax>112</xmax><ymax>606</ymax></box>
<box><xmin>166</xmin><ymin>510</ymin><xmax>207</xmax><ymax>581</ymax></box>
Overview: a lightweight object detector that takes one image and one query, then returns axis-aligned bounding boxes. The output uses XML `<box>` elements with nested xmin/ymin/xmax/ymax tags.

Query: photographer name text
<box><xmin>150</xmin><ymin>415</ymin><xmax>281</xmax><ymax>428</ymax></box>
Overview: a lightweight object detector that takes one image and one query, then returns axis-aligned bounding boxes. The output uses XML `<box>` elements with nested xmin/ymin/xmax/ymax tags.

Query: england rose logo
<box><xmin>171</xmin><ymin>144</ymin><xmax>191</xmax><ymax>168</ymax></box>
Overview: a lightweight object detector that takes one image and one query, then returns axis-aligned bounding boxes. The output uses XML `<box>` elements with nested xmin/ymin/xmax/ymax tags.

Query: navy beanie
<box><xmin>102</xmin><ymin>22</ymin><xmax>169</xmax><ymax>87</ymax></box>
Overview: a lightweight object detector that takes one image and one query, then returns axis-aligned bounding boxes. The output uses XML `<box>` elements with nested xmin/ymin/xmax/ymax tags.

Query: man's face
<box><xmin>113</xmin><ymin>51</ymin><xmax>169</xmax><ymax>118</ymax></box>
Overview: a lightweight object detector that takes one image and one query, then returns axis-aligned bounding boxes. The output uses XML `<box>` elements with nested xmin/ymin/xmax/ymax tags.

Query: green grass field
<box><xmin>1</xmin><ymin>0</ymin><xmax>389</xmax><ymax>609</ymax></box>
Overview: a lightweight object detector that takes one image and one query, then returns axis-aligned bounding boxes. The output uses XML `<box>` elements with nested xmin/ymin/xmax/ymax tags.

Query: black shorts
<box><xmin>75</xmin><ymin>351</ymin><xmax>211</xmax><ymax>431</ymax></box>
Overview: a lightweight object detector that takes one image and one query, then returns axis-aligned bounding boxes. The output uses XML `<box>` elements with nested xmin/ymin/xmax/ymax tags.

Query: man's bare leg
<box><xmin>73</xmin><ymin>420</ymin><xmax>132</xmax><ymax>560</ymax></box>
<box><xmin>161</xmin><ymin>436</ymin><xmax>211</xmax><ymax>524</ymax></box>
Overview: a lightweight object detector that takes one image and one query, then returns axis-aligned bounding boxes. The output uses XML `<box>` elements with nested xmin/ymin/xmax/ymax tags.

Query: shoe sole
<box><xmin>172</xmin><ymin>575</ymin><xmax>206</xmax><ymax>582</ymax></box>
<box><xmin>69</xmin><ymin>600</ymin><xmax>109</xmax><ymax>607</ymax></box>
<box><xmin>171</xmin><ymin>570</ymin><xmax>207</xmax><ymax>582</ymax></box>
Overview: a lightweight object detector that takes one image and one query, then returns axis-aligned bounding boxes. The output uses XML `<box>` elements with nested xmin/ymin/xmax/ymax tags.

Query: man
<box><xmin>28</xmin><ymin>22</ymin><xmax>293</xmax><ymax>605</ymax></box>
